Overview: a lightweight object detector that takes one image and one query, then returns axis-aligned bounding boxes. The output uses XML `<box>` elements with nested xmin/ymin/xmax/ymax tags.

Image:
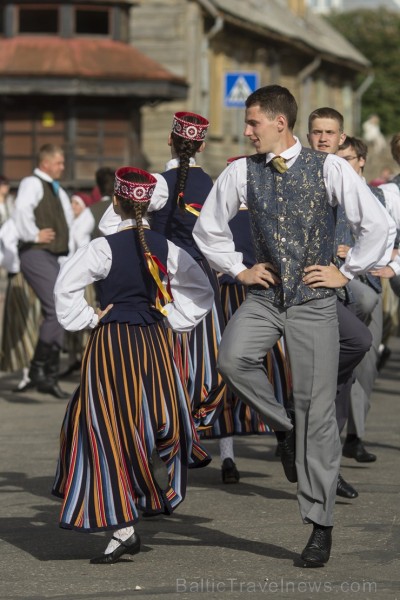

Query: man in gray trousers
<box><xmin>193</xmin><ymin>85</ymin><xmax>395</xmax><ymax>567</ymax></box>
<box><xmin>13</xmin><ymin>144</ymin><xmax>73</xmax><ymax>398</ymax></box>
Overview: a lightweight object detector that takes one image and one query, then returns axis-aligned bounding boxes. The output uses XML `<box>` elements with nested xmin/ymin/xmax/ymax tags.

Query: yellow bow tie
<box><xmin>271</xmin><ymin>156</ymin><xmax>288</xmax><ymax>174</ymax></box>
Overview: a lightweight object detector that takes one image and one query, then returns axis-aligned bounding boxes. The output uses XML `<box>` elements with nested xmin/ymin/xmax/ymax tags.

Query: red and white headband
<box><xmin>172</xmin><ymin>112</ymin><xmax>209</xmax><ymax>141</ymax></box>
<box><xmin>114</xmin><ymin>167</ymin><xmax>157</xmax><ymax>203</ymax></box>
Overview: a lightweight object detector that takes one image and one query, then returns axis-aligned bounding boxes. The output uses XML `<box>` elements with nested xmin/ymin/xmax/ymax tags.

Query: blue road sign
<box><xmin>224</xmin><ymin>72</ymin><xmax>259</xmax><ymax>108</ymax></box>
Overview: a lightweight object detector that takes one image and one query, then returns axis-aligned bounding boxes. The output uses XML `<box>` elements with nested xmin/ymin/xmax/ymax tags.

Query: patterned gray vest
<box><xmin>246</xmin><ymin>148</ymin><xmax>335</xmax><ymax>307</ymax></box>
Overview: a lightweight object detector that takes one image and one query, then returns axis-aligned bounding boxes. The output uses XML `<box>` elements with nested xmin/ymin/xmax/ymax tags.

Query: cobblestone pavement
<box><xmin>0</xmin><ymin>336</ymin><xmax>399</xmax><ymax>600</ymax></box>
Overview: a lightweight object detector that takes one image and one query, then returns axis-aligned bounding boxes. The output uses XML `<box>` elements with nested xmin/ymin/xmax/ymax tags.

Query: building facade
<box><xmin>0</xmin><ymin>1</ymin><xmax>186</xmax><ymax>190</ymax></box>
<box><xmin>131</xmin><ymin>0</ymin><xmax>371</xmax><ymax>177</ymax></box>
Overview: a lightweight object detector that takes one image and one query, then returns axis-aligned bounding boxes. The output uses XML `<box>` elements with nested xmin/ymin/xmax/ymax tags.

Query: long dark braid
<box><xmin>114</xmin><ymin>171</ymin><xmax>151</xmax><ymax>256</ymax></box>
<box><xmin>133</xmin><ymin>201</ymin><xmax>151</xmax><ymax>256</ymax></box>
<box><xmin>172</xmin><ymin>115</ymin><xmax>203</xmax><ymax>211</ymax></box>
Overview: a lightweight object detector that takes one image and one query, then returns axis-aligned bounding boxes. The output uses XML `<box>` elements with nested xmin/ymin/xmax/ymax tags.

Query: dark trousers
<box><xmin>19</xmin><ymin>248</ymin><xmax>64</xmax><ymax>348</ymax></box>
<box><xmin>335</xmin><ymin>300</ymin><xmax>372</xmax><ymax>434</ymax></box>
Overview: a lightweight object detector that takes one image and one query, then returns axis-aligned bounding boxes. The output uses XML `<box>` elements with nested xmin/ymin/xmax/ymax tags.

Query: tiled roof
<box><xmin>207</xmin><ymin>0</ymin><xmax>369</xmax><ymax>68</ymax></box>
<box><xmin>0</xmin><ymin>36</ymin><xmax>186</xmax><ymax>82</ymax></box>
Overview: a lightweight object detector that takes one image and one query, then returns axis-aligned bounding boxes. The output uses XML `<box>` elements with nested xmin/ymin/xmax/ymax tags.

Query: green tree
<box><xmin>327</xmin><ymin>9</ymin><xmax>400</xmax><ymax>135</ymax></box>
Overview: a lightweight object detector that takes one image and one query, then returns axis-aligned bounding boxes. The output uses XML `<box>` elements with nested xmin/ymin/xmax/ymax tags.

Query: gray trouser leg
<box><xmin>284</xmin><ymin>297</ymin><xmax>341</xmax><ymax>526</ymax></box>
<box><xmin>347</xmin><ymin>278</ymin><xmax>379</xmax><ymax>324</ymax></box>
<box><xmin>348</xmin><ymin>296</ymin><xmax>383</xmax><ymax>437</ymax></box>
<box><xmin>19</xmin><ymin>248</ymin><xmax>64</xmax><ymax>348</ymax></box>
<box><xmin>218</xmin><ymin>294</ymin><xmax>341</xmax><ymax>526</ymax></box>
<box><xmin>217</xmin><ymin>294</ymin><xmax>290</xmax><ymax>431</ymax></box>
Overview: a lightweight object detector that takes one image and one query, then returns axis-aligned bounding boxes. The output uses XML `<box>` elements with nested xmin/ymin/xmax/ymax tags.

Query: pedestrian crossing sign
<box><xmin>224</xmin><ymin>72</ymin><xmax>259</xmax><ymax>108</ymax></box>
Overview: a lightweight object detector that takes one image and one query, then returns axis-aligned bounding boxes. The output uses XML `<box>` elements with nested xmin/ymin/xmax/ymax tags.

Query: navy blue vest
<box><xmin>246</xmin><ymin>149</ymin><xmax>335</xmax><ymax>307</ymax></box>
<box><xmin>96</xmin><ymin>228</ymin><xmax>168</xmax><ymax>325</ymax></box>
<box><xmin>151</xmin><ymin>166</ymin><xmax>213</xmax><ymax>259</ymax></box>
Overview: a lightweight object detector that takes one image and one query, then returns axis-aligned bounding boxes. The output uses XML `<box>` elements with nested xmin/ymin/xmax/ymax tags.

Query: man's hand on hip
<box><xmin>236</xmin><ymin>263</ymin><xmax>281</xmax><ymax>288</ymax></box>
<box><xmin>303</xmin><ymin>263</ymin><xmax>349</xmax><ymax>288</ymax></box>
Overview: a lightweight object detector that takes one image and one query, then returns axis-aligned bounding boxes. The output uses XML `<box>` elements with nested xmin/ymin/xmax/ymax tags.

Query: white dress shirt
<box><xmin>54</xmin><ymin>218</ymin><xmax>214</xmax><ymax>333</ymax></box>
<box><xmin>13</xmin><ymin>168</ymin><xmax>74</xmax><ymax>242</ymax></box>
<box><xmin>0</xmin><ymin>218</ymin><xmax>20</xmax><ymax>273</ymax></box>
<box><xmin>192</xmin><ymin>138</ymin><xmax>396</xmax><ymax>281</ymax></box>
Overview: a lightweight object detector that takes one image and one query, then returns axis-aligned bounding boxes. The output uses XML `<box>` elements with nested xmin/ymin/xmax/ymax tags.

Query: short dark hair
<box><xmin>339</xmin><ymin>136</ymin><xmax>368</xmax><ymax>161</ymax></box>
<box><xmin>308</xmin><ymin>107</ymin><xmax>344</xmax><ymax>133</ymax></box>
<box><xmin>95</xmin><ymin>167</ymin><xmax>115</xmax><ymax>197</ymax></box>
<box><xmin>390</xmin><ymin>133</ymin><xmax>400</xmax><ymax>164</ymax></box>
<box><xmin>245</xmin><ymin>85</ymin><xmax>298</xmax><ymax>130</ymax></box>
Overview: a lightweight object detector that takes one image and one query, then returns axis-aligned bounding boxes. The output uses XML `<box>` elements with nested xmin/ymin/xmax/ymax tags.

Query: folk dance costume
<box><xmin>202</xmin><ymin>206</ymin><xmax>292</xmax><ymax>441</ymax></box>
<box><xmin>150</xmin><ymin>112</ymin><xmax>226</xmax><ymax>430</ymax></box>
<box><xmin>13</xmin><ymin>165</ymin><xmax>73</xmax><ymax>398</ymax></box>
<box><xmin>52</xmin><ymin>168</ymin><xmax>213</xmax><ymax>563</ymax></box>
<box><xmin>99</xmin><ymin>113</ymin><xmax>226</xmax><ymax>430</ymax></box>
<box><xmin>0</xmin><ymin>218</ymin><xmax>41</xmax><ymax>378</ymax></box>
<box><xmin>193</xmin><ymin>141</ymin><xmax>394</xmax><ymax>533</ymax></box>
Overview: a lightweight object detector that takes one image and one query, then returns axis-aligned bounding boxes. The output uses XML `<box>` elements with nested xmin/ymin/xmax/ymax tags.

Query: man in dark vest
<box><xmin>13</xmin><ymin>144</ymin><xmax>73</xmax><ymax>398</ymax></box>
<box><xmin>193</xmin><ymin>85</ymin><xmax>395</xmax><ymax>567</ymax></box>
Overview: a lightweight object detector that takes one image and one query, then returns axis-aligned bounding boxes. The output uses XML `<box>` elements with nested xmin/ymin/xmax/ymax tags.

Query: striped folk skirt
<box><xmin>52</xmin><ymin>320</ymin><xmax>211</xmax><ymax>533</ymax></box>
<box><xmin>171</xmin><ymin>259</ymin><xmax>226</xmax><ymax>431</ymax></box>
<box><xmin>201</xmin><ymin>282</ymin><xmax>293</xmax><ymax>439</ymax></box>
<box><xmin>0</xmin><ymin>272</ymin><xmax>41</xmax><ymax>372</ymax></box>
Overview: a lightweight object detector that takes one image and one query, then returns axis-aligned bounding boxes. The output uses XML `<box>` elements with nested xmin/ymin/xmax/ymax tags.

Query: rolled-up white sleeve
<box><xmin>380</xmin><ymin>188</ymin><xmax>400</xmax><ymax>229</ymax></box>
<box><xmin>192</xmin><ymin>160</ymin><xmax>247</xmax><ymax>278</ymax></box>
<box><xmin>324</xmin><ymin>154</ymin><xmax>396</xmax><ymax>278</ymax></box>
<box><xmin>13</xmin><ymin>176</ymin><xmax>43</xmax><ymax>241</ymax></box>
<box><xmin>163</xmin><ymin>241</ymin><xmax>214</xmax><ymax>332</ymax></box>
<box><xmin>54</xmin><ymin>238</ymin><xmax>112</xmax><ymax>331</ymax></box>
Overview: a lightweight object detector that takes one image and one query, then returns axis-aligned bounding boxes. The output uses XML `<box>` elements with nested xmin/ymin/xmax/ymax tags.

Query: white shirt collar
<box><xmin>265</xmin><ymin>136</ymin><xmax>302</xmax><ymax>165</ymax></box>
<box><xmin>165</xmin><ymin>157</ymin><xmax>197</xmax><ymax>171</ymax></box>
<box><xmin>34</xmin><ymin>168</ymin><xmax>54</xmax><ymax>182</ymax></box>
<box><xmin>117</xmin><ymin>218</ymin><xmax>150</xmax><ymax>232</ymax></box>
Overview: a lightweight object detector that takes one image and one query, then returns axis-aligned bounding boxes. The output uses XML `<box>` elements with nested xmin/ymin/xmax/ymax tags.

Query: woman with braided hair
<box><xmin>52</xmin><ymin>167</ymin><xmax>213</xmax><ymax>564</ymax></box>
<box><xmin>150</xmin><ymin>112</ymin><xmax>227</xmax><ymax>431</ymax></box>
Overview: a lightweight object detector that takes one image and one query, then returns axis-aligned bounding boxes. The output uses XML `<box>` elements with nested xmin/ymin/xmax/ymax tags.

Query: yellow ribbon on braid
<box><xmin>144</xmin><ymin>252</ymin><xmax>173</xmax><ymax>316</ymax></box>
<box><xmin>184</xmin><ymin>204</ymin><xmax>201</xmax><ymax>217</ymax></box>
<box><xmin>177</xmin><ymin>192</ymin><xmax>202</xmax><ymax>217</ymax></box>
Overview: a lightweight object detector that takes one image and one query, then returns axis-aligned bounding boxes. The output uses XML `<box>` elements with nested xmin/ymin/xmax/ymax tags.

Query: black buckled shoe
<box><xmin>336</xmin><ymin>474</ymin><xmax>358</xmax><ymax>499</ymax></box>
<box><xmin>342</xmin><ymin>437</ymin><xmax>376</xmax><ymax>463</ymax></box>
<box><xmin>221</xmin><ymin>458</ymin><xmax>240</xmax><ymax>483</ymax></box>
<box><xmin>277</xmin><ymin>419</ymin><xmax>297</xmax><ymax>483</ymax></box>
<box><xmin>90</xmin><ymin>532</ymin><xmax>141</xmax><ymax>565</ymax></box>
<box><xmin>37</xmin><ymin>381</ymin><xmax>70</xmax><ymax>399</ymax></box>
<box><xmin>301</xmin><ymin>525</ymin><xmax>332</xmax><ymax>568</ymax></box>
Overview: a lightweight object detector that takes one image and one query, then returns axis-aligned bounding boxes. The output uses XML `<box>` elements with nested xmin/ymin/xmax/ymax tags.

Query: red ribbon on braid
<box><xmin>144</xmin><ymin>252</ymin><xmax>173</xmax><ymax>315</ymax></box>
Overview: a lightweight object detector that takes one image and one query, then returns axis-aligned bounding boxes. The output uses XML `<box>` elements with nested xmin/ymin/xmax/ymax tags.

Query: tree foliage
<box><xmin>327</xmin><ymin>8</ymin><xmax>400</xmax><ymax>134</ymax></box>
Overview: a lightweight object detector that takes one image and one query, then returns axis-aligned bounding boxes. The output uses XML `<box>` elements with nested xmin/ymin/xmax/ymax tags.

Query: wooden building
<box><xmin>131</xmin><ymin>0</ymin><xmax>371</xmax><ymax>176</ymax></box>
<box><xmin>0</xmin><ymin>1</ymin><xmax>187</xmax><ymax>189</ymax></box>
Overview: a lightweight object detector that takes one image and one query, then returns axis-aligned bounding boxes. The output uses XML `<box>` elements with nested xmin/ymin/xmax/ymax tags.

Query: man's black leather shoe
<box><xmin>342</xmin><ymin>437</ymin><xmax>376</xmax><ymax>463</ymax></box>
<box><xmin>221</xmin><ymin>458</ymin><xmax>240</xmax><ymax>483</ymax></box>
<box><xmin>90</xmin><ymin>532</ymin><xmax>141</xmax><ymax>564</ymax></box>
<box><xmin>277</xmin><ymin>424</ymin><xmax>297</xmax><ymax>483</ymax></box>
<box><xmin>336</xmin><ymin>474</ymin><xmax>358</xmax><ymax>499</ymax></box>
<box><xmin>37</xmin><ymin>382</ymin><xmax>70</xmax><ymax>399</ymax></box>
<box><xmin>59</xmin><ymin>360</ymin><xmax>82</xmax><ymax>378</ymax></box>
<box><xmin>301</xmin><ymin>525</ymin><xmax>332</xmax><ymax>568</ymax></box>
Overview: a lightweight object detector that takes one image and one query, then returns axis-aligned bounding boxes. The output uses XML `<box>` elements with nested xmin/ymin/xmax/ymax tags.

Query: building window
<box><xmin>18</xmin><ymin>8</ymin><xmax>59</xmax><ymax>34</ymax></box>
<box><xmin>75</xmin><ymin>8</ymin><xmax>110</xmax><ymax>35</ymax></box>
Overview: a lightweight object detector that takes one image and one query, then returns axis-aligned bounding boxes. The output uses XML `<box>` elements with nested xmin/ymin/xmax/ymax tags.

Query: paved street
<box><xmin>0</xmin><ymin>338</ymin><xmax>399</xmax><ymax>600</ymax></box>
